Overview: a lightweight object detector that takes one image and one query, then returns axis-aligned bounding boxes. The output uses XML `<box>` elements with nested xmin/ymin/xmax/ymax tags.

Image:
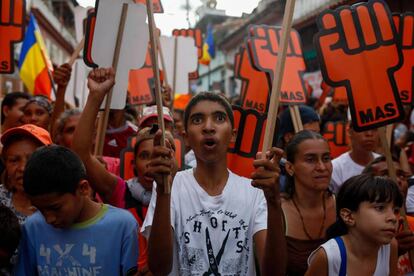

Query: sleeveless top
<box><xmin>308</xmin><ymin>237</ymin><xmax>390</xmax><ymax>276</ymax></box>
<box><xmin>283</xmin><ymin>207</ymin><xmax>327</xmax><ymax>275</ymax></box>
<box><xmin>286</xmin><ymin>236</ymin><xmax>326</xmax><ymax>275</ymax></box>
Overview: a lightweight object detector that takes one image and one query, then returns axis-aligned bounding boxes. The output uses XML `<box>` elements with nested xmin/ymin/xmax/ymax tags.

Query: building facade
<box><xmin>0</xmin><ymin>0</ymin><xmax>78</xmax><ymax>96</ymax></box>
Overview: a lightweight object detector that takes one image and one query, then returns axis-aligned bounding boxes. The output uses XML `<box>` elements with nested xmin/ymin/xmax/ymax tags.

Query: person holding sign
<box><xmin>142</xmin><ymin>92</ymin><xmax>286</xmax><ymax>276</ymax></box>
<box><xmin>281</xmin><ymin>130</ymin><xmax>336</xmax><ymax>275</ymax></box>
<box><xmin>306</xmin><ymin>174</ymin><xmax>401</xmax><ymax>276</ymax></box>
<box><xmin>72</xmin><ymin>67</ymin><xmax>176</xmax><ymax>274</ymax></box>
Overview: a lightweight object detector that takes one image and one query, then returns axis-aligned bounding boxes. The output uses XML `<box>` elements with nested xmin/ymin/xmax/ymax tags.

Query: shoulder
<box><xmin>332</xmin><ymin>152</ymin><xmax>350</xmax><ymax>165</ymax></box>
<box><xmin>228</xmin><ymin>170</ymin><xmax>263</xmax><ymax>195</ymax></box>
<box><xmin>171</xmin><ymin>169</ymin><xmax>197</xmax><ymax>190</ymax></box>
<box><xmin>23</xmin><ymin>211</ymin><xmax>47</xmax><ymax>230</ymax></box>
<box><xmin>104</xmin><ymin>205</ymin><xmax>138</xmax><ymax>227</ymax></box>
<box><xmin>174</xmin><ymin>168</ymin><xmax>194</xmax><ymax>180</ymax></box>
<box><xmin>229</xmin><ymin>170</ymin><xmax>252</xmax><ymax>185</ymax></box>
<box><xmin>307</xmin><ymin>238</ymin><xmax>341</xmax><ymax>276</ymax></box>
<box><xmin>306</xmin><ymin>246</ymin><xmax>328</xmax><ymax>276</ymax></box>
<box><xmin>0</xmin><ymin>185</ymin><xmax>11</xmax><ymax>202</ymax></box>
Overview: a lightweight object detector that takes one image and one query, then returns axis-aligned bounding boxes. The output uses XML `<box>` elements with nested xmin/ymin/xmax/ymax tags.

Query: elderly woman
<box><xmin>0</xmin><ymin>124</ymin><xmax>52</xmax><ymax>223</ymax></box>
<box><xmin>281</xmin><ymin>130</ymin><xmax>336</xmax><ymax>275</ymax></box>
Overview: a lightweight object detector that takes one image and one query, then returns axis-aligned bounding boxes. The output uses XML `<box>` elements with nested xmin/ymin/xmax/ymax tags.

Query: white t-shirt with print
<box><xmin>330</xmin><ymin>152</ymin><xmax>380</xmax><ymax>194</ymax></box>
<box><xmin>142</xmin><ymin>169</ymin><xmax>267</xmax><ymax>276</ymax></box>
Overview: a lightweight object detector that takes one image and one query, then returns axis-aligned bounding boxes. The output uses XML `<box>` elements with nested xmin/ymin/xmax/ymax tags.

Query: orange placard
<box><xmin>227</xmin><ymin>105</ymin><xmax>267</xmax><ymax>178</ymax></box>
<box><xmin>322</xmin><ymin>121</ymin><xmax>350</xmax><ymax>159</ymax></box>
<box><xmin>83</xmin><ymin>10</ymin><xmax>97</xmax><ymax>67</ymax></box>
<box><xmin>237</xmin><ymin>44</ymin><xmax>270</xmax><ymax>113</ymax></box>
<box><xmin>120</xmin><ymin>136</ymin><xmax>184</xmax><ymax>180</ymax></box>
<box><xmin>315</xmin><ymin>0</ymin><xmax>404</xmax><ymax>131</ymax></box>
<box><xmin>134</xmin><ymin>0</ymin><xmax>163</xmax><ymax>13</ymax></box>
<box><xmin>393</xmin><ymin>13</ymin><xmax>414</xmax><ymax>105</ymax></box>
<box><xmin>128</xmin><ymin>45</ymin><xmax>155</xmax><ymax>105</ymax></box>
<box><xmin>333</xmin><ymin>86</ymin><xmax>348</xmax><ymax>104</ymax></box>
<box><xmin>173</xmin><ymin>94</ymin><xmax>192</xmax><ymax>110</ymax></box>
<box><xmin>172</xmin><ymin>28</ymin><xmax>202</xmax><ymax>80</ymax></box>
<box><xmin>233</xmin><ymin>52</ymin><xmax>247</xmax><ymax>101</ymax></box>
<box><xmin>0</xmin><ymin>0</ymin><xmax>25</xmax><ymax>73</ymax></box>
<box><xmin>248</xmin><ymin>25</ymin><xmax>307</xmax><ymax>105</ymax></box>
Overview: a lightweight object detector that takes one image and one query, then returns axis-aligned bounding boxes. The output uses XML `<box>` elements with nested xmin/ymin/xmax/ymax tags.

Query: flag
<box><xmin>199</xmin><ymin>24</ymin><xmax>215</xmax><ymax>65</ymax></box>
<box><xmin>18</xmin><ymin>14</ymin><xmax>53</xmax><ymax>98</ymax></box>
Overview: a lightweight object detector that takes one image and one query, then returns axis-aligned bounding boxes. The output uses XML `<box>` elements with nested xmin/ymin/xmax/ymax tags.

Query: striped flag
<box><xmin>199</xmin><ymin>24</ymin><xmax>215</xmax><ymax>66</ymax></box>
<box><xmin>18</xmin><ymin>14</ymin><xmax>53</xmax><ymax>98</ymax></box>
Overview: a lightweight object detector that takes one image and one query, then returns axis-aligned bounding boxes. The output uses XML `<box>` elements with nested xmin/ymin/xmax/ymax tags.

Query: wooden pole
<box><xmin>146</xmin><ymin>0</ymin><xmax>169</xmax><ymax>194</ymax></box>
<box><xmin>293</xmin><ymin>105</ymin><xmax>303</xmax><ymax>130</ymax></box>
<box><xmin>289</xmin><ymin>105</ymin><xmax>303</xmax><ymax>133</ymax></box>
<box><xmin>172</xmin><ymin>36</ymin><xmax>178</xmax><ymax>99</ymax></box>
<box><xmin>378</xmin><ymin>127</ymin><xmax>397</xmax><ymax>181</ymax></box>
<box><xmin>262</xmin><ymin>0</ymin><xmax>296</xmax><ymax>152</ymax></box>
<box><xmin>68</xmin><ymin>37</ymin><xmax>85</xmax><ymax>66</ymax></box>
<box><xmin>94</xmin><ymin>4</ymin><xmax>128</xmax><ymax>156</ymax></box>
<box><xmin>379</xmin><ymin>126</ymin><xmax>414</xmax><ymax>267</ymax></box>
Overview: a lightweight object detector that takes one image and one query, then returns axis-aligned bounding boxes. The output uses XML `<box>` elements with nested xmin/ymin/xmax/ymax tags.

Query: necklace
<box><xmin>292</xmin><ymin>193</ymin><xmax>327</xmax><ymax>240</ymax></box>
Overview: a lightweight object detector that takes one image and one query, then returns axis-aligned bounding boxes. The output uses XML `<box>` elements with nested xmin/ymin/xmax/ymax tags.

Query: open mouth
<box><xmin>203</xmin><ymin>138</ymin><xmax>217</xmax><ymax>150</ymax></box>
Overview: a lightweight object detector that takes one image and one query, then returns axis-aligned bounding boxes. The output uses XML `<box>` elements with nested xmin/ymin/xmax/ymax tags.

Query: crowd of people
<box><xmin>1</xmin><ymin>63</ymin><xmax>414</xmax><ymax>276</ymax></box>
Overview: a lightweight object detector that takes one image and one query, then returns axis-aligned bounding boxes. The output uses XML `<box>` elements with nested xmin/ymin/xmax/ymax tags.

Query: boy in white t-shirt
<box><xmin>142</xmin><ymin>92</ymin><xmax>286</xmax><ymax>276</ymax></box>
<box><xmin>330</xmin><ymin>123</ymin><xmax>379</xmax><ymax>193</ymax></box>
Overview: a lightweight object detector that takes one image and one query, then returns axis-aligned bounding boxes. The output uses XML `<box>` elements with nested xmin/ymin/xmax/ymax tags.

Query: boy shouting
<box><xmin>143</xmin><ymin>92</ymin><xmax>286</xmax><ymax>275</ymax></box>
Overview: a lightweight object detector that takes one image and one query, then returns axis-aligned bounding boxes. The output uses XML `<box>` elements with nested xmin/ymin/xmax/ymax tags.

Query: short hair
<box><xmin>55</xmin><ymin>109</ymin><xmax>81</xmax><ymax>136</ymax></box>
<box><xmin>133</xmin><ymin>126</ymin><xmax>175</xmax><ymax>156</ymax></box>
<box><xmin>24</xmin><ymin>145</ymin><xmax>87</xmax><ymax>196</ymax></box>
<box><xmin>1</xmin><ymin>92</ymin><xmax>31</xmax><ymax>124</ymax></box>
<box><xmin>362</xmin><ymin>155</ymin><xmax>400</xmax><ymax>175</ymax></box>
<box><xmin>184</xmin><ymin>92</ymin><xmax>234</xmax><ymax>131</ymax></box>
<box><xmin>0</xmin><ymin>204</ymin><xmax>21</xmax><ymax>253</ymax></box>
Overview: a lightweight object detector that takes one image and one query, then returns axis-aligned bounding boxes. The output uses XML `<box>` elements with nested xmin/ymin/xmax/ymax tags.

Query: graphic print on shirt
<box><xmin>37</xmin><ymin>243</ymin><xmax>101</xmax><ymax>275</ymax></box>
<box><xmin>178</xmin><ymin>208</ymin><xmax>251</xmax><ymax>275</ymax></box>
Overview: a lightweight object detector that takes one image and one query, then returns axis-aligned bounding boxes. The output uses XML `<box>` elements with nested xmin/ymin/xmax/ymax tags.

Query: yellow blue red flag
<box><xmin>18</xmin><ymin>14</ymin><xmax>53</xmax><ymax>98</ymax></box>
<box><xmin>199</xmin><ymin>24</ymin><xmax>215</xmax><ymax>65</ymax></box>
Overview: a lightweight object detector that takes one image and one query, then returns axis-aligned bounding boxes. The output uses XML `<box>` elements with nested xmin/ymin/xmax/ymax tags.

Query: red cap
<box><xmin>138</xmin><ymin>105</ymin><xmax>173</xmax><ymax>128</ymax></box>
<box><xmin>1</xmin><ymin>124</ymin><xmax>53</xmax><ymax>146</ymax></box>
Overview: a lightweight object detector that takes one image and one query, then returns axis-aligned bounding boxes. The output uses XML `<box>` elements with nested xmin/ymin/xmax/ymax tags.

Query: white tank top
<box><xmin>308</xmin><ymin>238</ymin><xmax>390</xmax><ymax>276</ymax></box>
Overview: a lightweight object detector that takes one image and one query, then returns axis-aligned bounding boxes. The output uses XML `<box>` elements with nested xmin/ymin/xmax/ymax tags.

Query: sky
<box><xmin>76</xmin><ymin>0</ymin><xmax>261</xmax><ymax>35</ymax></box>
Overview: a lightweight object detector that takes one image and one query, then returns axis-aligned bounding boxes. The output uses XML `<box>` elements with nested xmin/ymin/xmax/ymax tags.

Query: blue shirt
<box><xmin>15</xmin><ymin>204</ymin><xmax>138</xmax><ymax>276</ymax></box>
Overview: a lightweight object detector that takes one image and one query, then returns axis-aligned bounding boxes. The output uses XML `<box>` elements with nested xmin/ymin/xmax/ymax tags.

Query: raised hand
<box><xmin>393</xmin><ymin>13</ymin><xmax>414</xmax><ymax>104</ymax></box>
<box><xmin>249</xmin><ymin>25</ymin><xmax>307</xmax><ymax>104</ymax></box>
<box><xmin>147</xmin><ymin>130</ymin><xmax>176</xmax><ymax>192</ymax></box>
<box><xmin>251</xmin><ymin>147</ymin><xmax>284</xmax><ymax>207</ymax></box>
<box><xmin>87</xmin><ymin>67</ymin><xmax>115</xmax><ymax>99</ymax></box>
<box><xmin>53</xmin><ymin>63</ymin><xmax>72</xmax><ymax>87</ymax></box>
<box><xmin>316</xmin><ymin>0</ymin><xmax>403</xmax><ymax>130</ymax></box>
<box><xmin>0</xmin><ymin>0</ymin><xmax>25</xmax><ymax>73</ymax></box>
